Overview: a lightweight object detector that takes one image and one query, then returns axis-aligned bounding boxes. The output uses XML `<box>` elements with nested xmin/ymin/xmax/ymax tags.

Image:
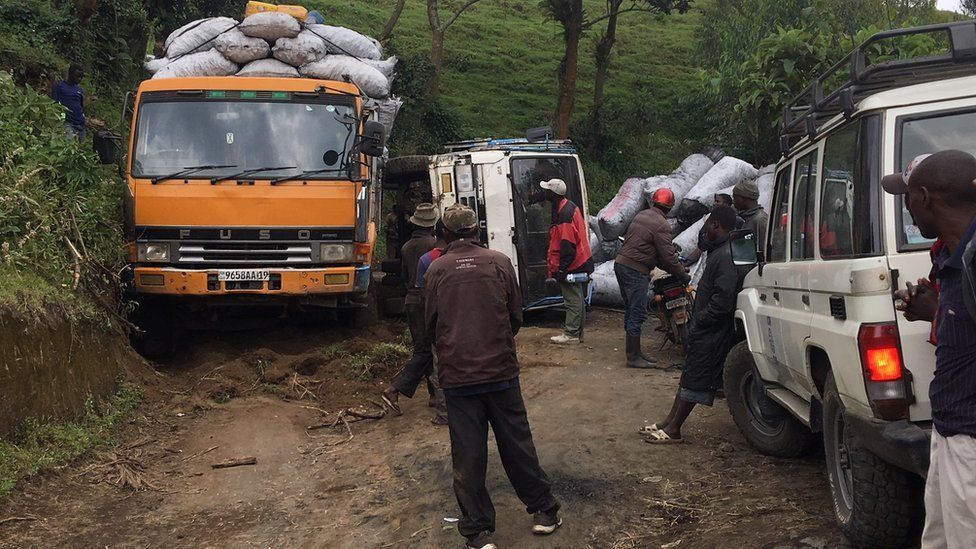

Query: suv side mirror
<box><xmin>730</xmin><ymin>229</ymin><xmax>761</xmax><ymax>267</ymax></box>
<box><xmin>360</xmin><ymin>121</ymin><xmax>386</xmax><ymax>158</ymax></box>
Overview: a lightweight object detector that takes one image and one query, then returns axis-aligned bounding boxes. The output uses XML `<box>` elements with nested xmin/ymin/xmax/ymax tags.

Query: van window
<box><xmin>768</xmin><ymin>168</ymin><xmax>791</xmax><ymax>262</ymax></box>
<box><xmin>898</xmin><ymin>110</ymin><xmax>976</xmax><ymax>249</ymax></box>
<box><xmin>791</xmin><ymin>150</ymin><xmax>818</xmax><ymax>260</ymax></box>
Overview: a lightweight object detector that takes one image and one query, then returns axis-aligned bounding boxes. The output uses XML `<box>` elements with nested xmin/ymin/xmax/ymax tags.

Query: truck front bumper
<box><xmin>845</xmin><ymin>413</ymin><xmax>931</xmax><ymax>478</ymax></box>
<box><xmin>130</xmin><ymin>266</ymin><xmax>371</xmax><ymax>296</ymax></box>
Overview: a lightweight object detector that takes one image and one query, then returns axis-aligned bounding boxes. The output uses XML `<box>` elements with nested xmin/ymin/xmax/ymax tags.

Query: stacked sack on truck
<box><xmin>588</xmin><ymin>150</ymin><xmax>774</xmax><ymax>307</ymax></box>
<box><xmin>144</xmin><ymin>8</ymin><xmax>402</xmax><ymax>135</ymax></box>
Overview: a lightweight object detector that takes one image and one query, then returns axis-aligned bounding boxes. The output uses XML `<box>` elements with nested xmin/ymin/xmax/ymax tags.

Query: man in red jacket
<box><xmin>542</xmin><ymin>178</ymin><xmax>594</xmax><ymax>345</ymax></box>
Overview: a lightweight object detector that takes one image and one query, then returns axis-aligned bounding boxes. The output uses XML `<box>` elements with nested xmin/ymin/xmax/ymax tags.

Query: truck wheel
<box><xmin>822</xmin><ymin>377</ymin><xmax>923</xmax><ymax>548</ymax></box>
<box><xmin>385</xmin><ymin>155</ymin><xmax>430</xmax><ymax>185</ymax></box>
<box><xmin>724</xmin><ymin>341</ymin><xmax>816</xmax><ymax>458</ymax></box>
<box><xmin>129</xmin><ymin>303</ymin><xmax>179</xmax><ymax>360</ymax></box>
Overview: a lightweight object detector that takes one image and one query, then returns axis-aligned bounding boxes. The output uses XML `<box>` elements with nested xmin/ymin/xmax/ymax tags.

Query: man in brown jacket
<box><xmin>614</xmin><ymin>188</ymin><xmax>691</xmax><ymax>368</ymax></box>
<box><xmin>425</xmin><ymin>205</ymin><xmax>561</xmax><ymax>549</ymax></box>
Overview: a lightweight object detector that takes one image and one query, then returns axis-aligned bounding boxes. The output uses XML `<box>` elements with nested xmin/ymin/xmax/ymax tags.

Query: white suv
<box><xmin>726</xmin><ymin>22</ymin><xmax>976</xmax><ymax>548</ymax></box>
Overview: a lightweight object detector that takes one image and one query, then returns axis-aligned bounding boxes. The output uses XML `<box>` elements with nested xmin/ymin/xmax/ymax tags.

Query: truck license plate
<box><xmin>666</xmin><ymin>297</ymin><xmax>688</xmax><ymax>310</ymax></box>
<box><xmin>218</xmin><ymin>269</ymin><xmax>270</xmax><ymax>282</ymax></box>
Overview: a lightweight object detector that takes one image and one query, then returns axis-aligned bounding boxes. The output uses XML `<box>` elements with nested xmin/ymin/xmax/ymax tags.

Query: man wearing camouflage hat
<box><xmin>425</xmin><ymin>205</ymin><xmax>562</xmax><ymax>549</ymax></box>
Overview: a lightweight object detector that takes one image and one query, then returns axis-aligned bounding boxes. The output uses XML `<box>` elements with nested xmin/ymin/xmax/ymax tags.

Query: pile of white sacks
<box><xmin>589</xmin><ymin>150</ymin><xmax>776</xmax><ymax>307</ymax></box>
<box><xmin>145</xmin><ymin>13</ymin><xmax>401</xmax><ymax>133</ymax></box>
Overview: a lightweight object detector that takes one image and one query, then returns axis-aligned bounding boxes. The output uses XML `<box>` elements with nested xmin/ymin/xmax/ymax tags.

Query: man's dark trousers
<box><xmin>614</xmin><ymin>262</ymin><xmax>649</xmax><ymax>334</ymax></box>
<box><xmin>445</xmin><ymin>385</ymin><xmax>559</xmax><ymax>538</ymax></box>
<box><xmin>392</xmin><ymin>301</ymin><xmax>436</xmax><ymax>398</ymax></box>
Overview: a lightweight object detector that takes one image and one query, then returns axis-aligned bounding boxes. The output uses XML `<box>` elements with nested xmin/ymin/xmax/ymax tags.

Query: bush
<box><xmin>0</xmin><ymin>72</ymin><xmax>123</xmax><ymax>301</ymax></box>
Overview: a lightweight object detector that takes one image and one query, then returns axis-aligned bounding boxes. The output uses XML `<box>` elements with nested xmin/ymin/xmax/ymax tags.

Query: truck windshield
<box><xmin>898</xmin><ymin>109</ymin><xmax>976</xmax><ymax>249</ymax></box>
<box><xmin>131</xmin><ymin>99</ymin><xmax>358</xmax><ymax>180</ymax></box>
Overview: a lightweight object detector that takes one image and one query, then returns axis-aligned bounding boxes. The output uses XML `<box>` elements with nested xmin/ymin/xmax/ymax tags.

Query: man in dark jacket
<box><xmin>542</xmin><ymin>178</ymin><xmax>594</xmax><ymax>345</ymax></box>
<box><xmin>615</xmin><ymin>188</ymin><xmax>690</xmax><ymax>368</ymax></box>
<box><xmin>52</xmin><ymin>64</ymin><xmax>86</xmax><ymax>139</ymax></box>
<box><xmin>733</xmin><ymin>179</ymin><xmax>768</xmax><ymax>248</ymax></box>
<box><xmin>645</xmin><ymin>206</ymin><xmax>746</xmax><ymax>444</ymax></box>
<box><xmin>425</xmin><ymin>205</ymin><xmax>562</xmax><ymax>549</ymax></box>
<box><xmin>382</xmin><ymin>204</ymin><xmax>447</xmax><ymax>424</ymax></box>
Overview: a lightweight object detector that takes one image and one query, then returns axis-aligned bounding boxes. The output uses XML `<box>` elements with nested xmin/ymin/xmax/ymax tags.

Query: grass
<box><xmin>0</xmin><ymin>385</ymin><xmax>142</xmax><ymax>498</ymax></box>
<box><xmin>304</xmin><ymin>0</ymin><xmax>707</xmax><ymax>184</ymax></box>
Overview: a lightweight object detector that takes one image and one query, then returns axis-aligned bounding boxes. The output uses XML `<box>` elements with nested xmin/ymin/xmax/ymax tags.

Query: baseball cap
<box><xmin>882</xmin><ymin>154</ymin><xmax>932</xmax><ymax>195</ymax></box>
<box><xmin>539</xmin><ymin>178</ymin><xmax>567</xmax><ymax>196</ymax></box>
<box><xmin>443</xmin><ymin>204</ymin><xmax>478</xmax><ymax>233</ymax></box>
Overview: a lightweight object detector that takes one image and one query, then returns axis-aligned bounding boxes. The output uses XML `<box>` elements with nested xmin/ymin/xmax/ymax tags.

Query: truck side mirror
<box><xmin>93</xmin><ymin>130</ymin><xmax>122</xmax><ymax>165</ymax></box>
<box><xmin>730</xmin><ymin>229</ymin><xmax>760</xmax><ymax>267</ymax></box>
<box><xmin>360</xmin><ymin>121</ymin><xmax>386</xmax><ymax>158</ymax></box>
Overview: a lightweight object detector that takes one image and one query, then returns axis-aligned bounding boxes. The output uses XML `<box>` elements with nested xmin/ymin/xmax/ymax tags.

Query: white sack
<box><xmin>144</xmin><ymin>57</ymin><xmax>170</xmax><ymax>74</ymax></box>
<box><xmin>306</xmin><ymin>24</ymin><xmax>382</xmax><ymax>60</ymax></box>
<box><xmin>591</xmin><ymin>261</ymin><xmax>627</xmax><ymax>308</ymax></box>
<box><xmin>366</xmin><ymin>96</ymin><xmax>403</xmax><ymax>134</ymax></box>
<box><xmin>757</xmin><ymin>165</ymin><xmax>776</xmax><ymax>212</ymax></box>
<box><xmin>239</xmin><ymin>12</ymin><xmax>301</xmax><ymax>42</ymax></box>
<box><xmin>214</xmin><ymin>28</ymin><xmax>271</xmax><ymax>64</ymax></box>
<box><xmin>663</xmin><ymin>154</ymin><xmax>715</xmax><ymax>209</ymax></box>
<box><xmin>165</xmin><ymin>17</ymin><xmax>238</xmax><ymax>58</ymax></box>
<box><xmin>273</xmin><ymin>30</ymin><xmax>327</xmax><ymax>67</ymax></box>
<box><xmin>152</xmin><ymin>50</ymin><xmax>238</xmax><ymax>79</ymax></box>
<box><xmin>689</xmin><ymin>253</ymin><xmax>708</xmax><ymax>287</ymax></box>
<box><xmin>587</xmin><ymin>215</ymin><xmax>621</xmax><ymax>263</ymax></box>
<box><xmin>300</xmin><ymin>55</ymin><xmax>391</xmax><ymax>98</ymax></box>
<box><xmin>362</xmin><ymin>56</ymin><xmax>398</xmax><ymax>79</ymax></box>
<box><xmin>673</xmin><ymin>217</ymin><xmax>706</xmax><ymax>256</ymax></box>
<box><xmin>597</xmin><ymin>177</ymin><xmax>646</xmax><ymax>241</ymax></box>
<box><xmin>685</xmin><ymin>156</ymin><xmax>759</xmax><ymax>205</ymax></box>
<box><xmin>236</xmin><ymin>58</ymin><xmax>299</xmax><ymax>78</ymax></box>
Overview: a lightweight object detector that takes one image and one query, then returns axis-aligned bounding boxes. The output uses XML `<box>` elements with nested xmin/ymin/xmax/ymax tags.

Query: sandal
<box><xmin>637</xmin><ymin>424</ymin><xmax>660</xmax><ymax>435</ymax></box>
<box><xmin>644</xmin><ymin>428</ymin><xmax>684</xmax><ymax>445</ymax></box>
<box><xmin>381</xmin><ymin>393</ymin><xmax>403</xmax><ymax>416</ymax></box>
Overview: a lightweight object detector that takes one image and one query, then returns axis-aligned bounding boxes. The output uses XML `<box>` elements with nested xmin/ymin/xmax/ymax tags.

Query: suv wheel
<box><xmin>724</xmin><ymin>341</ymin><xmax>816</xmax><ymax>458</ymax></box>
<box><xmin>822</xmin><ymin>377</ymin><xmax>923</xmax><ymax>548</ymax></box>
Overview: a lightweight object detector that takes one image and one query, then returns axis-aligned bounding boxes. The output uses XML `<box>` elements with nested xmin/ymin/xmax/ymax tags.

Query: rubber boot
<box><xmin>626</xmin><ymin>333</ymin><xmax>657</xmax><ymax>369</ymax></box>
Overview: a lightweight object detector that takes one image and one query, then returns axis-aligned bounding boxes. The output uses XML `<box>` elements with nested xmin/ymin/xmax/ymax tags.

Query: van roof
<box><xmin>137</xmin><ymin>76</ymin><xmax>361</xmax><ymax>97</ymax></box>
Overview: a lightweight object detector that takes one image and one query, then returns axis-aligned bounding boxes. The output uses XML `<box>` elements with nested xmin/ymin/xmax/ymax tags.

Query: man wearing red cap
<box><xmin>614</xmin><ymin>187</ymin><xmax>690</xmax><ymax>368</ymax></box>
<box><xmin>884</xmin><ymin>150</ymin><xmax>976</xmax><ymax>549</ymax></box>
<box><xmin>541</xmin><ymin>178</ymin><xmax>594</xmax><ymax>345</ymax></box>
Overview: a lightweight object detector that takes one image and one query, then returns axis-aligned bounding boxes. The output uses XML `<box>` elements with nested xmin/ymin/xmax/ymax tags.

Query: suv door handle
<box><xmin>760</xmin><ymin>293</ymin><xmax>767</xmax><ymax>302</ymax></box>
<box><xmin>802</xmin><ymin>294</ymin><xmax>810</xmax><ymax>306</ymax></box>
<box><xmin>773</xmin><ymin>292</ymin><xmax>780</xmax><ymax>301</ymax></box>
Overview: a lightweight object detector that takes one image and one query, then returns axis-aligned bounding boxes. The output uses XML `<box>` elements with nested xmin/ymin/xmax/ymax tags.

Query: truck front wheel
<box><xmin>822</xmin><ymin>377</ymin><xmax>923</xmax><ymax>548</ymax></box>
<box><xmin>724</xmin><ymin>341</ymin><xmax>816</xmax><ymax>458</ymax></box>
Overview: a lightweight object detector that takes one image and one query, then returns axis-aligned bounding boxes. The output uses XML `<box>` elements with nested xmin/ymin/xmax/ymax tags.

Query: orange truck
<box><xmin>120</xmin><ymin>76</ymin><xmax>387</xmax><ymax>356</ymax></box>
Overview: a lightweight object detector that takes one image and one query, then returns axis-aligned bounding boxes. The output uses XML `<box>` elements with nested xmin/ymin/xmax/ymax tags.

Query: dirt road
<box><xmin>0</xmin><ymin>310</ymin><xmax>849</xmax><ymax>548</ymax></box>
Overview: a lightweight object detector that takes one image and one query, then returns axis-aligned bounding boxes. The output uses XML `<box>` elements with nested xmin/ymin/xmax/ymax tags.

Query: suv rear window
<box><xmin>898</xmin><ymin>109</ymin><xmax>976</xmax><ymax>249</ymax></box>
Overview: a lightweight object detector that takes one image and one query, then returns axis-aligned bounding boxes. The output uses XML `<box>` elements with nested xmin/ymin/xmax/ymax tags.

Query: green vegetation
<box><xmin>0</xmin><ymin>385</ymin><xmax>142</xmax><ymax>498</ymax></box>
<box><xmin>0</xmin><ymin>71</ymin><xmax>123</xmax><ymax>308</ymax></box>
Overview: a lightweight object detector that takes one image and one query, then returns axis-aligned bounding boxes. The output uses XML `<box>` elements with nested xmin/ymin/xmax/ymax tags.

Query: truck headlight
<box><xmin>320</xmin><ymin>243</ymin><xmax>354</xmax><ymax>264</ymax></box>
<box><xmin>138</xmin><ymin>242</ymin><xmax>171</xmax><ymax>262</ymax></box>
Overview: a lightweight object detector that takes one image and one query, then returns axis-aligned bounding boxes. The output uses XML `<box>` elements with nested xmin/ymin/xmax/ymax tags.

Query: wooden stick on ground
<box><xmin>64</xmin><ymin>235</ymin><xmax>83</xmax><ymax>290</ymax></box>
<box><xmin>181</xmin><ymin>445</ymin><xmax>219</xmax><ymax>463</ymax></box>
<box><xmin>211</xmin><ymin>456</ymin><xmax>257</xmax><ymax>469</ymax></box>
<box><xmin>0</xmin><ymin>516</ymin><xmax>38</xmax><ymax>526</ymax></box>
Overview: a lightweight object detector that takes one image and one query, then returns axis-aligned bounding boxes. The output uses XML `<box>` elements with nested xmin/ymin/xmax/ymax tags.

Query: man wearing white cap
<box><xmin>541</xmin><ymin>178</ymin><xmax>593</xmax><ymax>345</ymax></box>
<box><xmin>884</xmin><ymin>150</ymin><xmax>976</xmax><ymax>549</ymax></box>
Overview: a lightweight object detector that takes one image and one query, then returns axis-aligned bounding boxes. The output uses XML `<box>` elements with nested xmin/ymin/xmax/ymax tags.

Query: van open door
<box><xmin>509</xmin><ymin>156</ymin><xmax>585</xmax><ymax>308</ymax></box>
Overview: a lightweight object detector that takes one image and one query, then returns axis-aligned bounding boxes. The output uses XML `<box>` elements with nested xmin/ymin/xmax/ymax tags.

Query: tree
<box><xmin>962</xmin><ymin>0</ymin><xmax>976</xmax><ymax>17</ymax></box>
<box><xmin>543</xmin><ymin>0</ymin><xmax>690</xmax><ymax>139</ymax></box>
<box><xmin>380</xmin><ymin>0</ymin><xmax>407</xmax><ymax>42</ymax></box>
<box><xmin>426</xmin><ymin>0</ymin><xmax>484</xmax><ymax>100</ymax></box>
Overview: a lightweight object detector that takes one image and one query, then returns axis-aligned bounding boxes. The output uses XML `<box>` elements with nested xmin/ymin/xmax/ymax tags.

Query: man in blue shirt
<box><xmin>51</xmin><ymin>64</ymin><xmax>86</xmax><ymax>139</ymax></box>
<box><xmin>885</xmin><ymin>150</ymin><xmax>976</xmax><ymax>549</ymax></box>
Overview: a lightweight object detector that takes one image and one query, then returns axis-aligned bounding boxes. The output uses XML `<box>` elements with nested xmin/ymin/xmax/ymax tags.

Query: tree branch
<box><xmin>443</xmin><ymin>0</ymin><xmax>484</xmax><ymax>30</ymax></box>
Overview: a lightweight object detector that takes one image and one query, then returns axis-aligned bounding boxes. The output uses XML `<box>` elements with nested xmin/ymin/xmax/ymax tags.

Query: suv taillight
<box><xmin>858</xmin><ymin>322</ymin><xmax>910</xmax><ymax>420</ymax></box>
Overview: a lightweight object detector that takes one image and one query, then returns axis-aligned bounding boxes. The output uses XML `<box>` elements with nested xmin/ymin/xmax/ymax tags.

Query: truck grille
<box><xmin>177</xmin><ymin>242</ymin><xmax>314</xmax><ymax>266</ymax></box>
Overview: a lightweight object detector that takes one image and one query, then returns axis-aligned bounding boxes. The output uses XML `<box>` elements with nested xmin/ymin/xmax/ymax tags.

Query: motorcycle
<box><xmin>652</xmin><ymin>274</ymin><xmax>693</xmax><ymax>347</ymax></box>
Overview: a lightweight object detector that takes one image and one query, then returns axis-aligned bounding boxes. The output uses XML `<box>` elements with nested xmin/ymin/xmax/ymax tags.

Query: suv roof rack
<box><xmin>443</xmin><ymin>137</ymin><xmax>577</xmax><ymax>154</ymax></box>
<box><xmin>781</xmin><ymin>21</ymin><xmax>976</xmax><ymax>155</ymax></box>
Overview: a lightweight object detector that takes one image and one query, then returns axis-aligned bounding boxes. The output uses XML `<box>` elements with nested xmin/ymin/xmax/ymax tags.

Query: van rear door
<box><xmin>509</xmin><ymin>155</ymin><xmax>586</xmax><ymax>307</ymax></box>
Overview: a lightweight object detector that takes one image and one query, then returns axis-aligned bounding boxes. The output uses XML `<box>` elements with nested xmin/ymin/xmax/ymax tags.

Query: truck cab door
<box><xmin>508</xmin><ymin>156</ymin><xmax>585</xmax><ymax>307</ymax></box>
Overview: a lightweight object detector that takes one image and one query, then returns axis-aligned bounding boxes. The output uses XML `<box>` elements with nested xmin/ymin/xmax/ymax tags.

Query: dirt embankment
<box><xmin>0</xmin><ymin>305</ymin><xmax>143</xmax><ymax>435</ymax></box>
